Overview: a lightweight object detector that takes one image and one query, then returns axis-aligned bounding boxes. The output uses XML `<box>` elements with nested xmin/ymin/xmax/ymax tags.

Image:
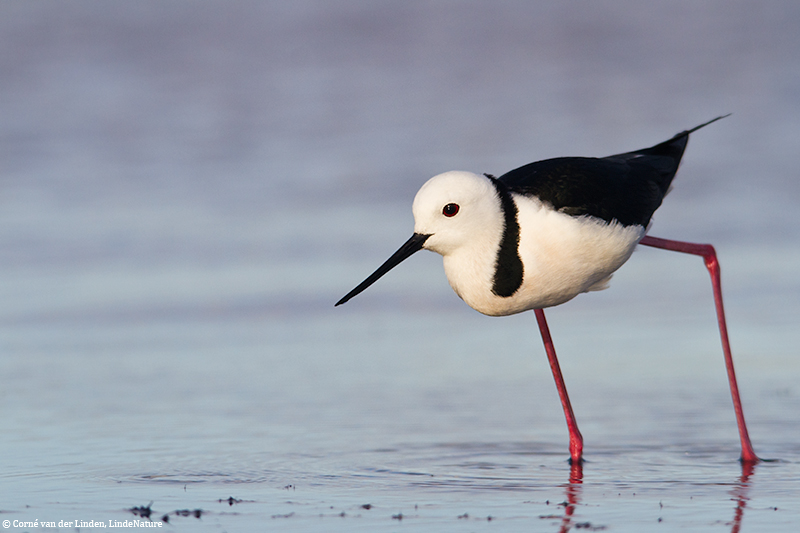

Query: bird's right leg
<box><xmin>639</xmin><ymin>235</ymin><xmax>758</xmax><ymax>463</ymax></box>
<box><xmin>535</xmin><ymin>308</ymin><xmax>584</xmax><ymax>465</ymax></box>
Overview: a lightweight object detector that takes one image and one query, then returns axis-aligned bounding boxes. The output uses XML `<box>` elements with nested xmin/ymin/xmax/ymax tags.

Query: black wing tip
<box><xmin>687</xmin><ymin>112</ymin><xmax>731</xmax><ymax>132</ymax></box>
<box><xmin>643</xmin><ymin>113</ymin><xmax>731</xmax><ymax>154</ymax></box>
<box><xmin>671</xmin><ymin>113</ymin><xmax>732</xmax><ymax>140</ymax></box>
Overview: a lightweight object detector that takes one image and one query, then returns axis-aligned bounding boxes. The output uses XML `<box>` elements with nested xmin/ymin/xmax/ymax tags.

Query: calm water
<box><xmin>2</xmin><ymin>2</ymin><xmax>799</xmax><ymax>531</ymax></box>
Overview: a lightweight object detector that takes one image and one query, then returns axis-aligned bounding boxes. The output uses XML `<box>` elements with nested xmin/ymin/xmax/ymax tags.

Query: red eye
<box><xmin>442</xmin><ymin>203</ymin><xmax>459</xmax><ymax>217</ymax></box>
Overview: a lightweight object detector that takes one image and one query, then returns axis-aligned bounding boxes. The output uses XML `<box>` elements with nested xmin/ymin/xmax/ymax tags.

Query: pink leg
<box><xmin>639</xmin><ymin>235</ymin><xmax>758</xmax><ymax>463</ymax></box>
<box><xmin>535</xmin><ymin>308</ymin><xmax>584</xmax><ymax>465</ymax></box>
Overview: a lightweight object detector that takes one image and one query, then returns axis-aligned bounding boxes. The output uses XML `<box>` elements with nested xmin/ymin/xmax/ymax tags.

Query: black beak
<box><xmin>335</xmin><ymin>233</ymin><xmax>431</xmax><ymax>306</ymax></box>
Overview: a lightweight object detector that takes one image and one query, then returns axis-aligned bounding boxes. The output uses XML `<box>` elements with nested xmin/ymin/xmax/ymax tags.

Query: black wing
<box><xmin>498</xmin><ymin>115</ymin><xmax>729</xmax><ymax>227</ymax></box>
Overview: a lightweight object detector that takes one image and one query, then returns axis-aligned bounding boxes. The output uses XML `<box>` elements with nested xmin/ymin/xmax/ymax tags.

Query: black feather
<box><xmin>485</xmin><ymin>175</ymin><xmax>524</xmax><ymax>297</ymax></box>
<box><xmin>497</xmin><ymin>115</ymin><xmax>729</xmax><ymax>227</ymax></box>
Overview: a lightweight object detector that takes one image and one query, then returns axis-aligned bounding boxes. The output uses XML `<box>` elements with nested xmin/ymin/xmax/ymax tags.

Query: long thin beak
<box><xmin>335</xmin><ymin>233</ymin><xmax>431</xmax><ymax>306</ymax></box>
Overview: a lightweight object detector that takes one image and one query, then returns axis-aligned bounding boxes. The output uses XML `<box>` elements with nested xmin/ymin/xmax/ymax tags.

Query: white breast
<box><xmin>443</xmin><ymin>194</ymin><xmax>644</xmax><ymax>316</ymax></box>
<box><xmin>514</xmin><ymin>194</ymin><xmax>644</xmax><ymax>310</ymax></box>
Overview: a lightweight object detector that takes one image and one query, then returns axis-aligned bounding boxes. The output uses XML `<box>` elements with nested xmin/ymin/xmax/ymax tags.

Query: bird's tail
<box><xmin>630</xmin><ymin>113</ymin><xmax>731</xmax><ymax>195</ymax></box>
<box><xmin>670</xmin><ymin>113</ymin><xmax>731</xmax><ymax>140</ymax></box>
<box><xmin>652</xmin><ymin>113</ymin><xmax>731</xmax><ymax>154</ymax></box>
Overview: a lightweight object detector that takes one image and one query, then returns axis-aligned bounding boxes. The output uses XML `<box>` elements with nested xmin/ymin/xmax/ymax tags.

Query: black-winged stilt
<box><xmin>336</xmin><ymin>115</ymin><xmax>758</xmax><ymax>466</ymax></box>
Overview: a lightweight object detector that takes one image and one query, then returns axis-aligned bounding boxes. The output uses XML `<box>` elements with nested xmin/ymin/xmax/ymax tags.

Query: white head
<box><xmin>335</xmin><ymin>171</ymin><xmax>503</xmax><ymax>306</ymax></box>
<box><xmin>413</xmin><ymin>171</ymin><xmax>502</xmax><ymax>256</ymax></box>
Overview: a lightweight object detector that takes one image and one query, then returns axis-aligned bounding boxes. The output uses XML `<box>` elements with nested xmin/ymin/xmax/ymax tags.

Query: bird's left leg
<box><xmin>638</xmin><ymin>235</ymin><xmax>758</xmax><ymax>463</ymax></box>
<box><xmin>535</xmin><ymin>308</ymin><xmax>584</xmax><ymax>465</ymax></box>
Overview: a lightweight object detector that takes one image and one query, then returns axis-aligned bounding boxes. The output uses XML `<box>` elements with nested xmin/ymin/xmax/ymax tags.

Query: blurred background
<box><xmin>1</xmin><ymin>0</ymin><xmax>799</xmax><ymax>527</ymax></box>
<box><xmin>2</xmin><ymin>1</ymin><xmax>798</xmax><ymax>314</ymax></box>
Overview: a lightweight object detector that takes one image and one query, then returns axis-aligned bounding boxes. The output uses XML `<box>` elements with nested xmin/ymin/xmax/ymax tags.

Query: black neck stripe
<box><xmin>485</xmin><ymin>174</ymin><xmax>524</xmax><ymax>298</ymax></box>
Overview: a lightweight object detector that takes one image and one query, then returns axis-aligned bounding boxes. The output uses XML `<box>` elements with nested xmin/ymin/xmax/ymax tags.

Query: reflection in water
<box><xmin>556</xmin><ymin>462</ymin><xmax>583</xmax><ymax>533</ymax></box>
<box><xmin>729</xmin><ymin>461</ymin><xmax>755</xmax><ymax>533</ymax></box>
<box><xmin>551</xmin><ymin>461</ymin><xmax>754</xmax><ymax>532</ymax></box>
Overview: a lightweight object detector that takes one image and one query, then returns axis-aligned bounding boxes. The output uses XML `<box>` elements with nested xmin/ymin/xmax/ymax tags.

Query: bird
<box><xmin>336</xmin><ymin>115</ymin><xmax>758</xmax><ymax>467</ymax></box>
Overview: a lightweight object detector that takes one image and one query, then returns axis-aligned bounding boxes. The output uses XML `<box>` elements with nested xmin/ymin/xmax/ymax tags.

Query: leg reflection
<box><xmin>729</xmin><ymin>460</ymin><xmax>755</xmax><ymax>533</ymax></box>
<box><xmin>548</xmin><ymin>458</ymin><xmax>754</xmax><ymax>532</ymax></box>
<box><xmin>556</xmin><ymin>461</ymin><xmax>584</xmax><ymax>533</ymax></box>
